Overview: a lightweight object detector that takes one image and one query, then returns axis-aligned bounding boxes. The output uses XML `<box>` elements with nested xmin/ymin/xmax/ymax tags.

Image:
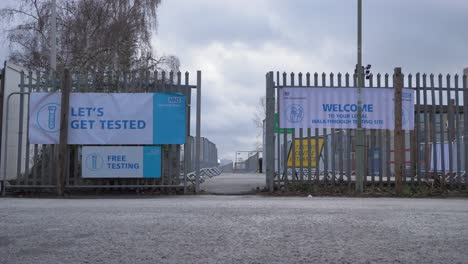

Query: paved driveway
<box><xmin>1</xmin><ymin>196</ymin><xmax>467</xmax><ymax>264</ymax></box>
<box><xmin>200</xmin><ymin>173</ymin><xmax>265</xmax><ymax>194</ymax></box>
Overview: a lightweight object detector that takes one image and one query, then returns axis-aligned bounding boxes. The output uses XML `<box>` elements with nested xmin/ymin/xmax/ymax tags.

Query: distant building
<box><xmin>182</xmin><ymin>136</ymin><xmax>218</xmax><ymax>172</ymax></box>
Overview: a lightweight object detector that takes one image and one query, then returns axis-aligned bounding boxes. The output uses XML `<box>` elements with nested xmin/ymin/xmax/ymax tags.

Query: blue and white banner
<box><xmin>82</xmin><ymin>146</ymin><xmax>161</xmax><ymax>178</ymax></box>
<box><xmin>29</xmin><ymin>93</ymin><xmax>186</xmax><ymax>144</ymax></box>
<box><xmin>279</xmin><ymin>87</ymin><xmax>414</xmax><ymax>130</ymax></box>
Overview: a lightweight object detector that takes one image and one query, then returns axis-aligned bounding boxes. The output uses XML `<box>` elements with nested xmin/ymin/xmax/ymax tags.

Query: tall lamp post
<box><xmin>50</xmin><ymin>0</ymin><xmax>57</xmax><ymax>72</ymax></box>
<box><xmin>356</xmin><ymin>0</ymin><xmax>364</xmax><ymax>193</ymax></box>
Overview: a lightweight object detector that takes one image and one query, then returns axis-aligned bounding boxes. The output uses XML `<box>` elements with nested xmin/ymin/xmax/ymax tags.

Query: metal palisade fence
<box><xmin>1</xmin><ymin>70</ymin><xmax>202</xmax><ymax>194</ymax></box>
<box><xmin>265</xmin><ymin>70</ymin><xmax>467</xmax><ymax>191</ymax></box>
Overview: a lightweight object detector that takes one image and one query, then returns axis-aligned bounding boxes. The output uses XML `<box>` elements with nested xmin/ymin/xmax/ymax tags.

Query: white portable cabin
<box><xmin>0</xmin><ymin>61</ymin><xmax>35</xmax><ymax>181</ymax></box>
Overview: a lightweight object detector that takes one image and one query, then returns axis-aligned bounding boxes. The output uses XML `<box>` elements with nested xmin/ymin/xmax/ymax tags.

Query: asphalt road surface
<box><xmin>1</xmin><ymin>196</ymin><xmax>468</xmax><ymax>264</ymax></box>
<box><xmin>200</xmin><ymin>173</ymin><xmax>265</xmax><ymax>194</ymax></box>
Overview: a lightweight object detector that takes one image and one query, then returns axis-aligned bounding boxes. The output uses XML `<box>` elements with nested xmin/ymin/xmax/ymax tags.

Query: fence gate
<box><xmin>265</xmin><ymin>70</ymin><xmax>468</xmax><ymax>191</ymax></box>
<box><xmin>1</xmin><ymin>69</ymin><xmax>203</xmax><ymax>195</ymax></box>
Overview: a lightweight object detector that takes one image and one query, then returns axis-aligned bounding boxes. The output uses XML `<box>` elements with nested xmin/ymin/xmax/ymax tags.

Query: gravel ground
<box><xmin>1</xmin><ymin>196</ymin><xmax>468</xmax><ymax>264</ymax></box>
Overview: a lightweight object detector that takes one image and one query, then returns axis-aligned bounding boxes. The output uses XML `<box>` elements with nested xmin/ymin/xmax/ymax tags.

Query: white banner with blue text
<box><xmin>29</xmin><ymin>92</ymin><xmax>186</xmax><ymax>144</ymax></box>
<box><xmin>82</xmin><ymin>146</ymin><xmax>161</xmax><ymax>178</ymax></box>
<box><xmin>279</xmin><ymin>87</ymin><xmax>414</xmax><ymax>130</ymax></box>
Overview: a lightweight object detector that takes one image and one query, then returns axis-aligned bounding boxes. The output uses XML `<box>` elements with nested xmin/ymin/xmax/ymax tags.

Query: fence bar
<box><xmin>183</xmin><ymin>71</ymin><xmax>190</xmax><ymax>193</ymax></box>
<box><xmin>454</xmin><ymin>75</ymin><xmax>461</xmax><ymax>187</ymax></box>
<box><xmin>346</xmin><ymin>73</ymin><xmax>352</xmax><ymax>186</ymax></box>
<box><xmin>41</xmin><ymin>73</ymin><xmax>49</xmax><ymax>185</ymax></box>
<box><xmin>423</xmin><ymin>74</ymin><xmax>429</xmax><ymax>182</ymax></box>
<box><xmin>354</xmin><ymin>73</ymin><xmax>359</xmax><ymax>186</ymax></box>
<box><xmin>32</xmin><ymin>71</ymin><xmax>41</xmax><ymax>185</ymax></box>
<box><xmin>338</xmin><ymin>73</ymin><xmax>344</xmax><ymax>183</ymax></box>
<box><xmin>195</xmin><ymin>71</ymin><xmax>202</xmax><ymax>192</ymax></box>
<box><xmin>149</xmin><ymin>71</ymin><xmax>157</xmax><ymax>187</ymax></box>
<box><xmin>93</xmin><ymin>71</ymin><xmax>105</xmax><ymax>187</ymax></box>
<box><xmin>168</xmin><ymin>71</ymin><xmax>174</xmax><ymax>185</ymax></box>
<box><xmin>283</xmin><ymin>72</ymin><xmax>289</xmax><ymax>189</ymax></box>
<box><xmin>168</xmin><ymin>71</ymin><xmax>175</xmax><ymax>185</ymax></box>
<box><xmin>399</xmin><ymin>74</ymin><xmax>406</xmax><ymax>185</ymax></box>
<box><xmin>401</xmin><ymin>74</ymin><xmax>406</xmax><ymax>184</ymax></box>
<box><xmin>71</xmin><ymin>72</ymin><xmax>81</xmax><ymax>186</ymax></box>
<box><xmin>322</xmin><ymin>73</ymin><xmax>328</xmax><ymax>185</ymax></box>
<box><xmin>369</xmin><ymin>74</ymin><xmax>375</xmax><ymax>186</ymax></box>
<box><xmin>385</xmin><ymin>73</ymin><xmax>391</xmax><ymax>186</ymax></box>
<box><xmin>362</xmin><ymin>72</ymin><xmax>368</xmax><ymax>186</ymax></box>
<box><xmin>16</xmin><ymin>72</ymin><xmax>25</xmax><ymax>184</ymax></box>
<box><xmin>376</xmin><ymin>73</ymin><xmax>383</xmax><ymax>186</ymax></box>
<box><xmin>290</xmin><ymin>73</ymin><xmax>296</xmax><ymax>183</ymax></box>
<box><xmin>298</xmin><ymin>73</ymin><xmax>304</xmax><ymax>182</ymax></box>
<box><xmin>174</xmin><ymin>71</ymin><xmax>181</xmax><ymax>186</ymax></box>
<box><xmin>438</xmin><ymin>75</ymin><xmax>446</xmax><ymax>187</ymax></box>
<box><xmin>306</xmin><ymin>73</ymin><xmax>312</xmax><ymax>183</ymax></box>
<box><xmin>330</xmin><ymin>73</ymin><xmax>336</xmax><ymax>186</ymax></box>
<box><xmin>23</xmin><ymin>71</ymin><xmax>33</xmax><ymax>185</ymax></box>
<box><xmin>394</xmin><ymin>69</ymin><xmax>404</xmax><ymax>193</ymax></box>
<box><xmin>314</xmin><ymin>73</ymin><xmax>320</xmax><ymax>184</ymax></box>
<box><xmin>447</xmin><ymin>75</ymin><xmax>454</xmax><ymax>187</ymax></box>
<box><xmin>160</xmin><ymin>71</ymin><xmax>167</xmax><ymax>186</ymax></box>
<box><xmin>56</xmin><ymin>69</ymin><xmax>71</xmax><ymax>196</ymax></box>
<box><xmin>408</xmin><ymin>74</ymin><xmax>414</xmax><ymax>186</ymax></box>
<box><xmin>463</xmin><ymin>74</ymin><xmax>468</xmax><ymax>187</ymax></box>
<box><xmin>415</xmin><ymin>73</ymin><xmax>421</xmax><ymax>184</ymax></box>
<box><xmin>430</xmin><ymin>74</ymin><xmax>438</xmax><ymax>182</ymax></box>
<box><xmin>276</xmin><ymin>72</ymin><xmax>281</xmax><ymax>184</ymax></box>
<box><xmin>50</xmin><ymin>72</ymin><xmax>57</xmax><ymax>186</ymax></box>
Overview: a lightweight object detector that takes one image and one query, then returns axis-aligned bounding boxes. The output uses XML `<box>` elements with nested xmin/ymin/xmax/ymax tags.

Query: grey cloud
<box><xmin>158</xmin><ymin>1</ymin><xmax>468</xmax><ymax>159</ymax></box>
<box><xmin>1</xmin><ymin>0</ymin><xmax>466</xmax><ymax>160</ymax></box>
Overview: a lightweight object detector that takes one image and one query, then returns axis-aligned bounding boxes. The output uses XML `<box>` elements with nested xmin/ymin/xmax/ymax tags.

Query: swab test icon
<box><xmin>47</xmin><ymin>105</ymin><xmax>57</xmax><ymax>129</ymax></box>
<box><xmin>91</xmin><ymin>154</ymin><xmax>97</xmax><ymax>170</ymax></box>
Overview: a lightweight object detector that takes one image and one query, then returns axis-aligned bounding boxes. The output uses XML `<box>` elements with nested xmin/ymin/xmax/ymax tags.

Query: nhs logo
<box><xmin>168</xmin><ymin>97</ymin><xmax>182</xmax><ymax>104</ymax></box>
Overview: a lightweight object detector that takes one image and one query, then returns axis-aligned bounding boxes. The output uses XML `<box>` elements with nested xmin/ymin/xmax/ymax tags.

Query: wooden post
<box><xmin>56</xmin><ymin>69</ymin><xmax>71</xmax><ymax>196</ymax></box>
<box><xmin>394</xmin><ymin>67</ymin><xmax>403</xmax><ymax>194</ymax></box>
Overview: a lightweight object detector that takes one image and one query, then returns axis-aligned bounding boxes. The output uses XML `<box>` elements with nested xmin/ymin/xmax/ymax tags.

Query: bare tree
<box><xmin>0</xmin><ymin>0</ymin><xmax>178</xmax><ymax>72</ymax></box>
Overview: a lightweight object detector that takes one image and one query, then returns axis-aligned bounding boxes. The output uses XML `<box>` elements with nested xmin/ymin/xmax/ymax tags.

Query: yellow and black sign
<box><xmin>287</xmin><ymin>138</ymin><xmax>324</xmax><ymax>167</ymax></box>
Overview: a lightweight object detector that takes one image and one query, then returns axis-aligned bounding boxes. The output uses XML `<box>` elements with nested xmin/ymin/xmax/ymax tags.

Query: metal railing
<box><xmin>264</xmin><ymin>71</ymin><xmax>467</xmax><ymax>190</ymax></box>
<box><xmin>1</xmin><ymin>70</ymin><xmax>203</xmax><ymax>194</ymax></box>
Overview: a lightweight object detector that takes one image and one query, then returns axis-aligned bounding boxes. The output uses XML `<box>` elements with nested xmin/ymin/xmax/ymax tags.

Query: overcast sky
<box><xmin>152</xmin><ymin>0</ymin><xmax>468</xmax><ymax>160</ymax></box>
<box><xmin>1</xmin><ymin>0</ymin><xmax>467</xmax><ymax>161</ymax></box>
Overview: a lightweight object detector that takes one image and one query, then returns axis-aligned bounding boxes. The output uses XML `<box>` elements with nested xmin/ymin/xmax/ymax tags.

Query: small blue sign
<box><xmin>82</xmin><ymin>146</ymin><xmax>161</xmax><ymax>178</ymax></box>
<box><xmin>153</xmin><ymin>93</ymin><xmax>186</xmax><ymax>144</ymax></box>
<box><xmin>143</xmin><ymin>146</ymin><xmax>162</xmax><ymax>178</ymax></box>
